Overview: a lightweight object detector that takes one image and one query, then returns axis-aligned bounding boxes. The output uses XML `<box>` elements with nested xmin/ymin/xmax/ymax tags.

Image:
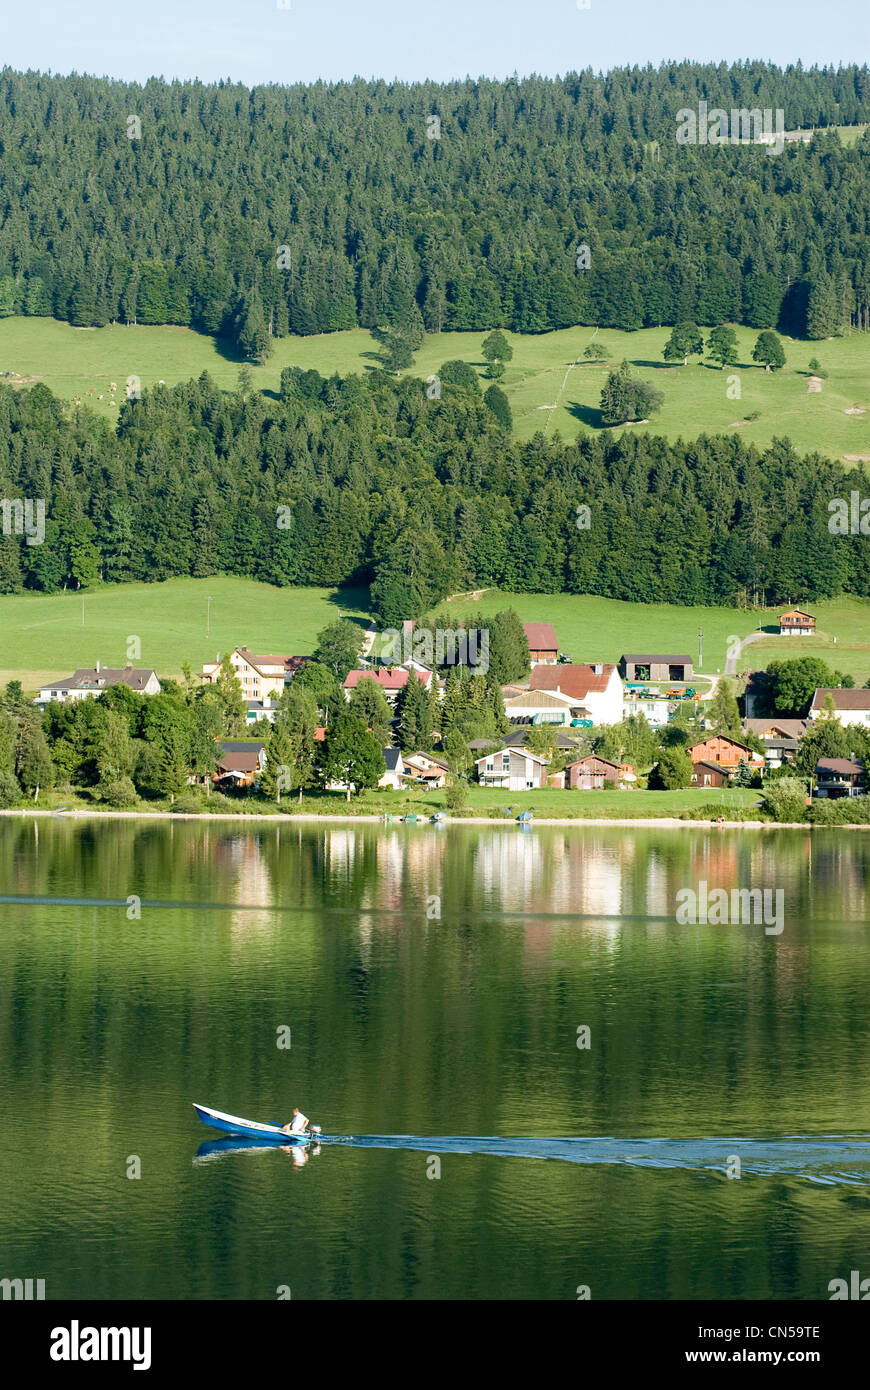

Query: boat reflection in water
<box><xmin>195</xmin><ymin>1137</ymin><xmax>323</xmax><ymax>1167</ymax></box>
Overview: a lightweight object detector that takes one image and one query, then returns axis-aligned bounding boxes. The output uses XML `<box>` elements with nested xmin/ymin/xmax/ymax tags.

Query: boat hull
<box><xmin>193</xmin><ymin>1103</ymin><xmax>312</xmax><ymax>1144</ymax></box>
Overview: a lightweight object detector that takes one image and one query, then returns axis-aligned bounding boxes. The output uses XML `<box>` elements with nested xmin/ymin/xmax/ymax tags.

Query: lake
<box><xmin>1</xmin><ymin>816</ymin><xmax>869</xmax><ymax>1301</ymax></box>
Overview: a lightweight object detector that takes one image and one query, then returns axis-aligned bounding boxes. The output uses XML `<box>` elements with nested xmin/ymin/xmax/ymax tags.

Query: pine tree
<box><xmin>806</xmin><ymin>272</ymin><xmax>840</xmax><ymax>339</ymax></box>
<box><xmin>260</xmin><ymin>724</ymin><xmax>294</xmax><ymax>802</ymax></box>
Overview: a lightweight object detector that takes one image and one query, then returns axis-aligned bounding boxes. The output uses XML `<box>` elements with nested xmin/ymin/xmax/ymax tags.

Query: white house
<box><xmin>378</xmin><ymin>748</ymin><xmax>406</xmax><ymax>790</ymax></box>
<box><xmin>622</xmin><ymin>693</ymin><xmax>672</xmax><ymax>728</ymax></box>
<box><xmin>35</xmin><ymin>664</ymin><xmax>161</xmax><ymax>707</ymax></box>
<box><xmin>809</xmin><ymin>689</ymin><xmax>870</xmax><ymax>728</ymax></box>
<box><xmin>525</xmin><ymin>663</ymin><xmax>624</xmax><ymax>726</ymax></box>
<box><xmin>475</xmin><ymin>747</ymin><xmax>549</xmax><ymax>790</ymax></box>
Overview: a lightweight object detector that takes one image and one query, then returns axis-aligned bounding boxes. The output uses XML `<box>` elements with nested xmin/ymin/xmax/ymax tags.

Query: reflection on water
<box><xmin>2</xmin><ymin>818</ymin><xmax>870</xmax><ymax>1300</ymax></box>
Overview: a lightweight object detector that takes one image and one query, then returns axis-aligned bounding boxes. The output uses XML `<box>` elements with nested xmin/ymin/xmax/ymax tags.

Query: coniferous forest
<box><xmin>0</xmin><ymin>370</ymin><xmax>866</xmax><ymax>620</ymax></box>
<box><xmin>0</xmin><ymin>64</ymin><xmax>869</xmax><ymax>355</ymax></box>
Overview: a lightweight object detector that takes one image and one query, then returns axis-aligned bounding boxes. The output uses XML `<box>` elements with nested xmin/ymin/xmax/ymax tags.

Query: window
<box><xmin>704</xmin><ymin>774</ymin><xmax>711</xmax><ymax>786</ymax></box>
<box><xmin>485</xmin><ymin>761</ymin><xmax>494</xmax><ymax>772</ymax></box>
<box><xmin>526</xmin><ymin>781</ymin><xmax>534</xmax><ymax>789</ymax></box>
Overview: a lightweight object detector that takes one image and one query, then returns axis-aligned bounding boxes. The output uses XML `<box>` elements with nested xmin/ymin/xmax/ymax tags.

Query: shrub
<box><xmin>98</xmin><ymin>776</ymin><xmax>138</xmax><ymax>808</ymax></box>
<box><xmin>170</xmin><ymin>790</ymin><xmax>206</xmax><ymax>814</ymax></box>
<box><xmin>808</xmin><ymin>796</ymin><xmax>870</xmax><ymax>825</ymax></box>
<box><xmin>761</xmin><ymin>777</ymin><xmax>807</xmax><ymax>823</ymax></box>
<box><xmin>445</xmin><ymin>779</ymin><xmax>468</xmax><ymax>811</ymax></box>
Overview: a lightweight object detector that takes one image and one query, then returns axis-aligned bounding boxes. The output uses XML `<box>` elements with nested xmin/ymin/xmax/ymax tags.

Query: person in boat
<box><xmin>282</xmin><ymin>1107</ymin><xmax>309</xmax><ymax>1135</ymax></box>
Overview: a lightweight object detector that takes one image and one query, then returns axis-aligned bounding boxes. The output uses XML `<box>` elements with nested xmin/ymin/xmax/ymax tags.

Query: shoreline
<box><xmin>0</xmin><ymin>808</ymin><xmax>828</xmax><ymax>829</ymax></box>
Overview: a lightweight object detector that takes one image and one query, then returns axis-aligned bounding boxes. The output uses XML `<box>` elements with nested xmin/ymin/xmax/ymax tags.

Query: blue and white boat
<box><xmin>193</xmin><ymin>1103</ymin><xmax>320</xmax><ymax>1144</ymax></box>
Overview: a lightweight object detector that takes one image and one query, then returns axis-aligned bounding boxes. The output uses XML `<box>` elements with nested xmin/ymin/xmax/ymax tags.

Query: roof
<box><xmin>690</xmin><ymin>735</ymin><xmax>758</xmax><ymax>756</ymax></box>
<box><xmin>743</xmin><ymin>718</ymin><xmax>809</xmax><ymax>739</ymax></box>
<box><xmin>528</xmin><ymin>663</ymin><xmax>616</xmax><ymax>699</ymax></box>
<box><xmin>219</xmin><ymin>741</ymin><xmax>266</xmax><ymax>754</ymax></box>
<box><xmin>217</xmin><ymin>751</ymin><xmax>262</xmax><ymax>773</ymax></box>
<box><xmin>522</xmin><ymin>622</ymin><xmax>558</xmax><ymax>650</ymax></box>
<box><xmin>811</xmin><ymin>689</ymin><xmax>870</xmax><ymax>712</ymax></box>
<box><xmin>382</xmin><ymin>748</ymin><xmax>404</xmax><ymax>772</ymax></box>
<box><xmin>817</xmin><ymin>758</ymin><xmax>865</xmax><ymax>776</ymax></box>
<box><xmin>565</xmin><ymin>755</ymin><xmax>619</xmax><ymax>771</ymax></box>
<box><xmin>39</xmin><ymin>666</ymin><xmax>158</xmax><ymax>693</ymax></box>
<box><xmin>344</xmin><ymin>668</ymin><xmax>427</xmax><ymax>691</ymax></box>
<box><xmin>237</xmin><ymin>648</ymin><xmax>308</xmax><ymax>676</ymax></box>
<box><xmin>474</xmin><ymin>747</ymin><xmax>550</xmax><ymax>766</ymax></box>
<box><xmin>691</xmin><ymin>759</ymin><xmax>728</xmax><ymax>774</ymax></box>
<box><xmin>504</xmin><ymin>729</ymin><xmax>578</xmax><ymax>749</ymax></box>
<box><xmin>404</xmin><ymin>751</ymin><xmax>450</xmax><ymax>768</ymax></box>
<box><xmin>621</xmin><ymin>654</ymin><xmax>693</xmax><ymax>665</ymax></box>
<box><xmin>779</xmin><ymin>610</ymin><xmax>815</xmax><ymax>620</ymax></box>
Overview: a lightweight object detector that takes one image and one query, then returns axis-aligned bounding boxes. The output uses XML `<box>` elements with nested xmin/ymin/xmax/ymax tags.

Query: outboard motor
<box><xmin>311</xmin><ymin>1124</ymin><xmax>322</xmax><ymax>1135</ymax></box>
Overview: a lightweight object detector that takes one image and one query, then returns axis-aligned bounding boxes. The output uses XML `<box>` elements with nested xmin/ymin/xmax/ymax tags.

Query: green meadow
<box><xmin>0</xmin><ymin>577</ymin><xmax>370</xmax><ymax>693</ymax></box>
<box><xmin>3</xmin><ymin>577</ymin><xmax>870</xmax><ymax>692</ymax></box>
<box><xmin>1</xmin><ymin>317</ymin><xmax>868</xmax><ymax>457</ymax></box>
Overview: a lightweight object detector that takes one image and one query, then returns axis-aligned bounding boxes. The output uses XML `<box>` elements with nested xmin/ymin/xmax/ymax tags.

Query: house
<box><xmin>809</xmin><ymin>689</ymin><xmax>870</xmax><ymax>728</ymax></box>
<box><xmin>690</xmin><ymin>759</ymin><xmax>730</xmax><ymax>789</ymax></box>
<box><xmin>742</xmin><ymin>717</ymin><xmax>808</xmax><ymax>770</ymax></box>
<box><xmin>522</xmin><ymin>622</ymin><xmax>558</xmax><ymax>666</ymax></box>
<box><xmin>779</xmin><ymin>610</ymin><xmax>816</xmax><ymax>637</ymax></box>
<box><xmin>623</xmin><ymin>692</ymin><xmax>673</xmax><ymax>728</ymax></box>
<box><xmin>35</xmin><ymin>663</ymin><xmax>161</xmax><ymax>707</ymax></box>
<box><xmin>565</xmin><ymin>755</ymin><xmax>620</xmax><ymax>789</ymax></box>
<box><xmin>743</xmin><ymin>718</ymin><xmax>809</xmax><ymax>741</ymax></box>
<box><xmin>378</xmin><ymin>748</ymin><xmax>405</xmax><ymax>790</ymax></box>
<box><xmin>215</xmin><ymin>741</ymin><xmax>267</xmax><ymax>786</ymax></box>
<box><xmin>202</xmin><ymin>647</ymin><xmax>308</xmax><ymax>702</ymax></box>
<box><xmin>527</xmin><ymin>663</ymin><xmax>624</xmax><ymax>726</ymax></box>
<box><xmin>475</xmin><ymin>747</ymin><xmax>549</xmax><ymax>790</ymax></box>
<box><xmin>244</xmin><ymin>699</ymin><xmax>281</xmax><ymax>726</ymax></box>
<box><xmin>344</xmin><ymin>667</ymin><xmax>432</xmax><ymax>706</ymax></box>
<box><xmin>403</xmin><ymin>752</ymin><xmax>450</xmax><ymax>787</ymax></box>
<box><xmin>620</xmin><ymin>654</ymin><xmax>694</xmax><ymax>683</ymax></box>
<box><xmin>688</xmin><ymin>735</ymin><xmax>764</xmax><ymax>771</ymax></box>
<box><xmin>815</xmin><ymin>758</ymin><xmax>865</xmax><ymax>798</ymax></box>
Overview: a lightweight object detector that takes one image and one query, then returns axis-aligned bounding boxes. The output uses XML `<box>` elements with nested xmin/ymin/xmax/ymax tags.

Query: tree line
<box><xmin>2</xmin><ymin>371</ymin><xmax>869</xmax><ymax>615</ymax></box>
<box><xmin>0</xmin><ymin>64</ymin><xmax>869</xmax><ymax>355</ymax></box>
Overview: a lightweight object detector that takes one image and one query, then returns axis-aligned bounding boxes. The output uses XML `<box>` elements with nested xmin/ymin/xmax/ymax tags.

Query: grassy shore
<box><xmin>7</xmin><ymin>783</ymin><xmax>764</xmax><ymax>821</ymax></box>
<box><xmin>2</xmin><ymin>316</ymin><xmax>868</xmax><ymax>454</ymax></box>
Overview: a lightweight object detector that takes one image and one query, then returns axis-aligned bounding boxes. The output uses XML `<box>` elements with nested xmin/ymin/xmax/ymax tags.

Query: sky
<box><xmin>3</xmin><ymin>0</ymin><xmax>868</xmax><ymax>87</ymax></box>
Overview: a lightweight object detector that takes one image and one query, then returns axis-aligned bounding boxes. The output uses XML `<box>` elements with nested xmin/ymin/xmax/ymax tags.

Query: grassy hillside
<box><xmin>1</xmin><ymin>318</ymin><xmax>868</xmax><ymax>457</ymax></box>
<box><xmin>0</xmin><ymin>577</ymin><xmax>370</xmax><ymax>692</ymax></box>
<box><xmin>3</xmin><ymin>577</ymin><xmax>870</xmax><ymax>692</ymax></box>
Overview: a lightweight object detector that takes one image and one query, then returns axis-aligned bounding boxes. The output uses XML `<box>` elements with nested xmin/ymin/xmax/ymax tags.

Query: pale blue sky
<box><xmin>4</xmin><ymin>0</ymin><xmax>868</xmax><ymax>85</ymax></box>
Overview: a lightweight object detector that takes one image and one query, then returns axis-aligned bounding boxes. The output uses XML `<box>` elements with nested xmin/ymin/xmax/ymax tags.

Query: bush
<box><xmin>808</xmin><ymin>796</ymin><xmax>870</xmax><ymax>825</ymax></box>
<box><xmin>98</xmin><ymin>776</ymin><xmax>138</xmax><ymax>808</ymax></box>
<box><xmin>170</xmin><ymin>791</ymin><xmax>206</xmax><ymax>814</ymax></box>
<box><xmin>0</xmin><ymin>768</ymin><xmax>21</xmax><ymax>807</ymax></box>
<box><xmin>445</xmin><ymin>779</ymin><xmax>468</xmax><ymax>811</ymax></box>
<box><xmin>761</xmin><ymin>777</ymin><xmax>807</xmax><ymax>823</ymax></box>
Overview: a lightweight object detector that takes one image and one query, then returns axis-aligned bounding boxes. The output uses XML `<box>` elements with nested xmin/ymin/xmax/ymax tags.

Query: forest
<box><xmin>0</xmin><ymin>64</ymin><xmax>869</xmax><ymax>355</ymax></box>
<box><xmin>1</xmin><ymin>370</ymin><xmax>867</xmax><ymax>618</ymax></box>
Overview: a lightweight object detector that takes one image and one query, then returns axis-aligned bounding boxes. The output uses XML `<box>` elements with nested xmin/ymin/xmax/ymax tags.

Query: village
<box><xmin>26</xmin><ymin>606</ymin><xmax>869</xmax><ymax>808</ymax></box>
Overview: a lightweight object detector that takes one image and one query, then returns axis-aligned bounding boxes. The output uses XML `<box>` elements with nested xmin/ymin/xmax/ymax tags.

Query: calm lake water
<box><xmin>2</xmin><ymin>816</ymin><xmax>870</xmax><ymax>1301</ymax></box>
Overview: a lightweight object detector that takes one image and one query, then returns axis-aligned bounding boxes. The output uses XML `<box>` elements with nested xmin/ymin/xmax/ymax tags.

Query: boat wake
<box><xmin>195</xmin><ymin>1132</ymin><xmax>870</xmax><ymax>1183</ymax></box>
